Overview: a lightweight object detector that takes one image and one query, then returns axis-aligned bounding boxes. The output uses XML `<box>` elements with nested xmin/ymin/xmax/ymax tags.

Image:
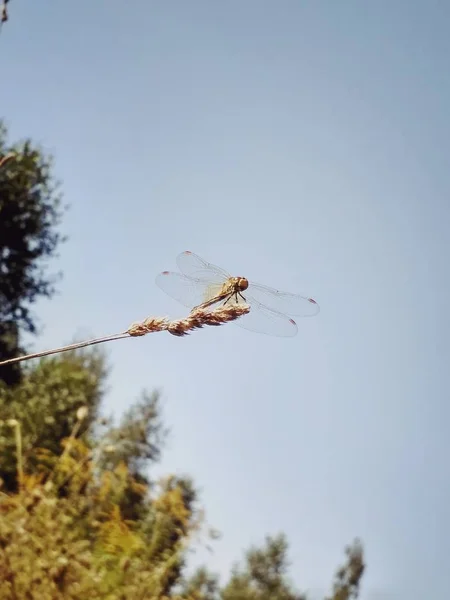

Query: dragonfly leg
<box><xmin>222</xmin><ymin>294</ymin><xmax>233</xmax><ymax>306</ymax></box>
<box><xmin>223</xmin><ymin>292</ymin><xmax>246</xmax><ymax>307</ymax></box>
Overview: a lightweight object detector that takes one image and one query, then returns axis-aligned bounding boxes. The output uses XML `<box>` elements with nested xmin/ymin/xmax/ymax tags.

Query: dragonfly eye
<box><xmin>238</xmin><ymin>277</ymin><xmax>249</xmax><ymax>291</ymax></box>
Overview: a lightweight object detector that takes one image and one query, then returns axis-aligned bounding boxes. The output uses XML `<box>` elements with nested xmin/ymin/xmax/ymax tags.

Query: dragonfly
<box><xmin>155</xmin><ymin>251</ymin><xmax>319</xmax><ymax>337</ymax></box>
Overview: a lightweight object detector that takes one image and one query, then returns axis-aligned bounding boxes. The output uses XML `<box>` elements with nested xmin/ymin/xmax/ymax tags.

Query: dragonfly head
<box><xmin>236</xmin><ymin>277</ymin><xmax>249</xmax><ymax>292</ymax></box>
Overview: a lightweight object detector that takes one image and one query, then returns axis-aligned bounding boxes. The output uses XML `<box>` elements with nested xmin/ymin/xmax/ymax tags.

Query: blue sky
<box><xmin>2</xmin><ymin>1</ymin><xmax>450</xmax><ymax>598</ymax></box>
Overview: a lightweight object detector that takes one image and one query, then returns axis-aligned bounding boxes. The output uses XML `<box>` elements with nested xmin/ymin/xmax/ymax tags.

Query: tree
<box><xmin>96</xmin><ymin>388</ymin><xmax>169</xmax><ymax>522</ymax></box>
<box><xmin>181</xmin><ymin>535</ymin><xmax>366</xmax><ymax>600</ymax></box>
<box><xmin>0</xmin><ymin>433</ymin><xmax>202</xmax><ymax>599</ymax></box>
<box><xmin>98</xmin><ymin>390</ymin><xmax>168</xmax><ymax>478</ymax></box>
<box><xmin>0</xmin><ymin>350</ymin><xmax>203</xmax><ymax>599</ymax></box>
<box><xmin>221</xmin><ymin>534</ymin><xmax>306</xmax><ymax>600</ymax></box>
<box><xmin>181</xmin><ymin>567</ymin><xmax>219</xmax><ymax>600</ymax></box>
<box><xmin>0</xmin><ymin>122</ymin><xmax>66</xmax><ymax>385</ymax></box>
<box><xmin>0</xmin><ymin>349</ymin><xmax>106</xmax><ymax>492</ymax></box>
<box><xmin>326</xmin><ymin>540</ymin><xmax>365</xmax><ymax>600</ymax></box>
<box><xmin>0</xmin><ymin>347</ymin><xmax>366</xmax><ymax>599</ymax></box>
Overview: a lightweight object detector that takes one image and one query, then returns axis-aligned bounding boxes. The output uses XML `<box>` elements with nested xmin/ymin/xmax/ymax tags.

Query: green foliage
<box><xmin>0</xmin><ymin>121</ymin><xmax>66</xmax><ymax>384</ymax></box>
<box><xmin>221</xmin><ymin>534</ymin><xmax>306</xmax><ymax>600</ymax></box>
<box><xmin>0</xmin><ymin>349</ymin><xmax>106</xmax><ymax>492</ymax></box>
<box><xmin>96</xmin><ymin>389</ymin><xmax>169</xmax><ymax>522</ymax></box>
<box><xmin>181</xmin><ymin>535</ymin><xmax>366</xmax><ymax>600</ymax></box>
<box><xmin>99</xmin><ymin>390</ymin><xmax>168</xmax><ymax>476</ymax></box>
<box><xmin>326</xmin><ymin>540</ymin><xmax>365</xmax><ymax>600</ymax></box>
<box><xmin>0</xmin><ymin>349</ymin><xmax>365</xmax><ymax>599</ymax></box>
<box><xmin>0</xmin><ymin>444</ymin><xmax>200</xmax><ymax>599</ymax></box>
<box><xmin>181</xmin><ymin>567</ymin><xmax>219</xmax><ymax>600</ymax></box>
<box><xmin>0</xmin><ymin>357</ymin><xmax>202</xmax><ymax>599</ymax></box>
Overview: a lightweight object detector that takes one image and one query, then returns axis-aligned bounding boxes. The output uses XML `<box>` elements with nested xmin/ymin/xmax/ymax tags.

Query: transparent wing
<box><xmin>156</xmin><ymin>271</ymin><xmax>225</xmax><ymax>309</ymax></box>
<box><xmin>246</xmin><ymin>282</ymin><xmax>319</xmax><ymax>317</ymax></box>
<box><xmin>176</xmin><ymin>251</ymin><xmax>230</xmax><ymax>282</ymax></box>
<box><xmin>156</xmin><ymin>271</ymin><xmax>297</xmax><ymax>336</ymax></box>
<box><xmin>229</xmin><ymin>295</ymin><xmax>298</xmax><ymax>337</ymax></box>
<box><xmin>176</xmin><ymin>251</ymin><xmax>319</xmax><ymax>317</ymax></box>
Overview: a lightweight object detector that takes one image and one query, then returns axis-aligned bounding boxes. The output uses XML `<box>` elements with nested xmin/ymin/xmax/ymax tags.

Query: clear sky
<box><xmin>2</xmin><ymin>2</ymin><xmax>450</xmax><ymax>598</ymax></box>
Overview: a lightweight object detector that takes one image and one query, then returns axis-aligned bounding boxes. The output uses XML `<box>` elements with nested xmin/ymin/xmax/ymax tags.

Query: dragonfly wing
<box><xmin>176</xmin><ymin>251</ymin><xmax>230</xmax><ymax>282</ymax></box>
<box><xmin>246</xmin><ymin>282</ymin><xmax>320</xmax><ymax>317</ymax></box>
<box><xmin>230</xmin><ymin>296</ymin><xmax>298</xmax><ymax>337</ymax></box>
<box><xmin>156</xmin><ymin>271</ymin><xmax>225</xmax><ymax>309</ymax></box>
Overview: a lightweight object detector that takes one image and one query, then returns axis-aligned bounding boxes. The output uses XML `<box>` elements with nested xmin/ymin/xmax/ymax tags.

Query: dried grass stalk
<box><xmin>0</xmin><ymin>304</ymin><xmax>250</xmax><ymax>367</ymax></box>
<box><xmin>127</xmin><ymin>304</ymin><xmax>250</xmax><ymax>337</ymax></box>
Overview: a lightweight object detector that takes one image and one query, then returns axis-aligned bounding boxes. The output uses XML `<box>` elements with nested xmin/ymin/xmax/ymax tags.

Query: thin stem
<box><xmin>0</xmin><ymin>332</ymin><xmax>130</xmax><ymax>367</ymax></box>
<box><xmin>59</xmin><ymin>420</ymin><xmax>82</xmax><ymax>462</ymax></box>
<box><xmin>0</xmin><ymin>305</ymin><xmax>250</xmax><ymax>368</ymax></box>
<box><xmin>55</xmin><ymin>449</ymin><xmax>94</xmax><ymax>493</ymax></box>
<box><xmin>15</xmin><ymin>422</ymin><xmax>23</xmax><ymax>492</ymax></box>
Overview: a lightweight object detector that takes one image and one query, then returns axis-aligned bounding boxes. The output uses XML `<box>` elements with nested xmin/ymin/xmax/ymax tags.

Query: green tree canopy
<box><xmin>220</xmin><ymin>534</ymin><xmax>306</xmax><ymax>600</ymax></box>
<box><xmin>0</xmin><ymin>349</ymin><xmax>105</xmax><ymax>492</ymax></box>
<box><xmin>0</xmin><ymin>122</ymin><xmax>65</xmax><ymax>385</ymax></box>
<box><xmin>0</xmin><ymin>349</ymin><xmax>365</xmax><ymax>599</ymax></box>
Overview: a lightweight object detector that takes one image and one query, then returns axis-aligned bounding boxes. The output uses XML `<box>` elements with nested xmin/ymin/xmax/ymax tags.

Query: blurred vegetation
<box><xmin>0</xmin><ymin>120</ymin><xmax>66</xmax><ymax>385</ymax></box>
<box><xmin>0</xmin><ymin>127</ymin><xmax>365</xmax><ymax>598</ymax></box>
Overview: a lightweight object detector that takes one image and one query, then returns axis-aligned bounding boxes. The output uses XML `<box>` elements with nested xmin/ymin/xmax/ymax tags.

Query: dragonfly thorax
<box><xmin>230</xmin><ymin>277</ymin><xmax>248</xmax><ymax>292</ymax></box>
